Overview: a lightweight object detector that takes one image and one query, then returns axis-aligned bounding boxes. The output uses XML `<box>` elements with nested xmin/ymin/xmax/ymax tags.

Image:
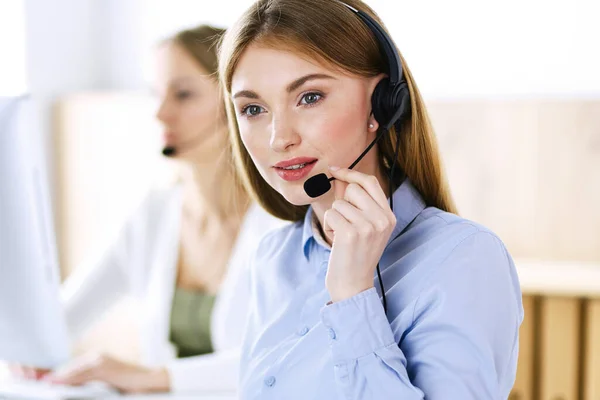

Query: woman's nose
<box><xmin>155</xmin><ymin>99</ymin><xmax>173</xmax><ymax>124</ymax></box>
<box><xmin>269</xmin><ymin>116</ymin><xmax>300</xmax><ymax>152</ymax></box>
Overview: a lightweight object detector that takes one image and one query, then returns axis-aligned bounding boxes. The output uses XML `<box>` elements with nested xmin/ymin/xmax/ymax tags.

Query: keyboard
<box><xmin>0</xmin><ymin>377</ymin><xmax>117</xmax><ymax>399</ymax></box>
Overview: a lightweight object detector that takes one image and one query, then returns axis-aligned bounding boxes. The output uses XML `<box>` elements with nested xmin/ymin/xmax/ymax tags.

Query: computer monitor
<box><xmin>0</xmin><ymin>96</ymin><xmax>71</xmax><ymax>368</ymax></box>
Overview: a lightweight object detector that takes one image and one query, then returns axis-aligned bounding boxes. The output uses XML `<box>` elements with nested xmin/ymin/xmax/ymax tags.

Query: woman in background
<box><xmin>13</xmin><ymin>25</ymin><xmax>285</xmax><ymax>394</ymax></box>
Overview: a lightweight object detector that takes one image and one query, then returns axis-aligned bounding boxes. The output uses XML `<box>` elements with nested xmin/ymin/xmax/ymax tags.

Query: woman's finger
<box><xmin>323</xmin><ymin>207</ymin><xmax>351</xmax><ymax>240</ymax></box>
<box><xmin>8</xmin><ymin>364</ymin><xmax>25</xmax><ymax>379</ymax></box>
<box><xmin>342</xmin><ymin>183</ymin><xmax>393</xmax><ymax>227</ymax></box>
<box><xmin>331</xmin><ymin>199</ymin><xmax>370</xmax><ymax>225</ymax></box>
<box><xmin>329</xmin><ymin>167</ymin><xmax>389</xmax><ymax>210</ymax></box>
<box><xmin>332</xmin><ymin>198</ymin><xmax>391</xmax><ymax>235</ymax></box>
<box><xmin>343</xmin><ymin>182</ymin><xmax>379</xmax><ymax>211</ymax></box>
<box><xmin>332</xmin><ymin>173</ymin><xmax>348</xmax><ymax>202</ymax></box>
<box><xmin>46</xmin><ymin>355</ymin><xmax>102</xmax><ymax>385</ymax></box>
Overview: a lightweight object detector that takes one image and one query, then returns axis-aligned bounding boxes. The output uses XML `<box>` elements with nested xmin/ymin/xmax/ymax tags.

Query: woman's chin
<box><xmin>277</xmin><ymin>186</ymin><xmax>315</xmax><ymax>207</ymax></box>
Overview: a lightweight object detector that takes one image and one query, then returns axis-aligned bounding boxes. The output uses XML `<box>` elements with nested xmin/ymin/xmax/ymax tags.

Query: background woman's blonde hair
<box><xmin>166</xmin><ymin>24</ymin><xmax>250</xmax><ymax>215</ymax></box>
<box><xmin>172</xmin><ymin>25</ymin><xmax>225</xmax><ymax>77</ymax></box>
<box><xmin>168</xmin><ymin>25</ymin><xmax>229</xmax><ymax>121</ymax></box>
<box><xmin>218</xmin><ymin>0</ymin><xmax>457</xmax><ymax>221</ymax></box>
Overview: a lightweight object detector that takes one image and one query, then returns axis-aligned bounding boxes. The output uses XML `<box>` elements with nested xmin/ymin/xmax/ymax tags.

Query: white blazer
<box><xmin>60</xmin><ymin>185</ymin><xmax>287</xmax><ymax>393</ymax></box>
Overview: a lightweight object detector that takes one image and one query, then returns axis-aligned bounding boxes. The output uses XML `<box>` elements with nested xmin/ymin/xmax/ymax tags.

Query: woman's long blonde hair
<box><xmin>218</xmin><ymin>0</ymin><xmax>457</xmax><ymax>221</ymax></box>
<box><xmin>166</xmin><ymin>25</ymin><xmax>250</xmax><ymax>216</ymax></box>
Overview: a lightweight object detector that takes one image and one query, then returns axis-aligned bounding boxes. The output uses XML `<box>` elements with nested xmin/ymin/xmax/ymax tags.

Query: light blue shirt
<box><xmin>240</xmin><ymin>179</ymin><xmax>524</xmax><ymax>399</ymax></box>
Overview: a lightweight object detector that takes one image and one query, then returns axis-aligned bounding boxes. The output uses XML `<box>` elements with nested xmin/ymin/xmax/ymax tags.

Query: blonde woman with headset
<box><xmin>218</xmin><ymin>0</ymin><xmax>523</xmax><ymax>398</ymax></box>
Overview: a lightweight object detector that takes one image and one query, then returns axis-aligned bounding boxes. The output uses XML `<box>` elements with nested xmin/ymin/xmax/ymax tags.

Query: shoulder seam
<box><xmin>411</xmin><ymin>229</ymin><xmax>499</xmax><ymax>323</ymax></box>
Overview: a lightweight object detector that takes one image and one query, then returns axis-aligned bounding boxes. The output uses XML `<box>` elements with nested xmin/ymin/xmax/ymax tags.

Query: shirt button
<box><xmin>264</xmin><ymin>376</ymin><xmax>276</xmax><ymax>387</ymax></box>
<box><xmin>297</xmin><ymin>326</ymin><xmax>309</xmax><ymax>336</ymax></box>
<box><xmin>328</xmin><ymin>328</ymin><xmax>337</xmax><ymax>340</ymax></box>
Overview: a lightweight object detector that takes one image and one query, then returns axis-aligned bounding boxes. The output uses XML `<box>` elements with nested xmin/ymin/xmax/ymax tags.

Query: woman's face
<box><xmin>231</xmin><ymin>43</ymin><xmax>382</xmax><ymax>206</ymax></box>
<box><xmin>155</xmin><ymin>42</ymin><xmax>225</xmax><ymax>161</ymax></box>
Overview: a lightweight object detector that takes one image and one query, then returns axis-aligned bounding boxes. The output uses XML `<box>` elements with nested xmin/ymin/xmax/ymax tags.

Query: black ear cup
<box><xmin>390</xmin><ymin>82</ymin><xmax>408</xmax><ymax>111</ymax></box>
<box><xmin>391</xmin><ymin>82</ymin><xmax>410</xmax><ymax>125</ymax></box>
<box><xmin>371</xmin><ymin>78</ymin><xmax>391</xmax><ymax>127</ymax></box>
<box><xmin>371</xmin><ymin>79</ymin><xmax>410</xmax><ymax>129</ymax></box>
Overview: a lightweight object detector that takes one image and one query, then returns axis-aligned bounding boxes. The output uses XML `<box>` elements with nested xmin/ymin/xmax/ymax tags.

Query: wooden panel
<box><xmin>510</xmin><ymin>295</ymin><xmax>536</xmax><ymax>400</ymax></box>
<box><xmin>583</xmin><ymin>300</ymin><xmax>600</xmax><ymax>400</ymax></box>
<box><xmin>538</xmin><ymin>297</ymin><xmax>581</xmax><ymax>400</ymax></box>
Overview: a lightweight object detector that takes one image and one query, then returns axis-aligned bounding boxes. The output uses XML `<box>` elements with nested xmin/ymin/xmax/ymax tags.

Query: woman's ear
<box><xmin>369</xmin><ymin>72</ymin><xmax>387</xmax><ymax>93</ymax></box>
<box><xmin>367</xmin><ymin>73</ymin><xmax>386</xmax><ymax>132</ymax></box>
<box><xmin>367</xmin><ymin>114</ymin><xmax>379</xmax><ymax>132</ymax></box>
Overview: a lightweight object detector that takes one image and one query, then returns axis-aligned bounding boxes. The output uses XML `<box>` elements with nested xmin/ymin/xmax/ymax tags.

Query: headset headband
<box><xmin>339</xmin><ymin>2</ymin><xmax>402</xmax><ymax>84</ymax></box>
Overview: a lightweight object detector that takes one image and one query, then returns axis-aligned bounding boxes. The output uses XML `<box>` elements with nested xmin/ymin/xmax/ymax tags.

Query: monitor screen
<box><xmin>0</xmin><ymin>96</ymin><xmax>70</xmax><ymax>368</ymax></box>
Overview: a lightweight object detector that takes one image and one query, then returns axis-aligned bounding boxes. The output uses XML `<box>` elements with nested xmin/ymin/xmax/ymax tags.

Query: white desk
<box><xmin>114</xmin><ymin>395</ymin><xmax>236</xmax><ymax>400</ymax></box>
<box><xmin>516</xmin><ymin>259</ymin><xmax>600</xmax><ymax>297</ymax></box>
<box><xmin>1</xmin><ymin>365</ymin><xmax>236</xmax><ymax>399</ymax></box>
<box><xmin>110</xmin><ymin>395</ymin><xmax>236</xmax><ymax>400</ymax></box>
<box><xmin>0</xmin><ymin>392</ymin><xmax>236</xmax><ymax>400</ymax></box>
<box><xmin>0</xmin><ymin>395</ymin><xmax>235</xmax><ymax>400</ymax></box>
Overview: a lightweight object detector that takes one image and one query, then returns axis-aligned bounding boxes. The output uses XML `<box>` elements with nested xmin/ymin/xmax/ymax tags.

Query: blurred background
<box><xmin>1</xmin><ymin>0</ymin><xmax>599</xmax><ymax>399</ymax></box>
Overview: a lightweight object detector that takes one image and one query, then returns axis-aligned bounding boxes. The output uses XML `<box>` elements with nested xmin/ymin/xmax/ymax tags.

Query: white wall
<box><xmin>23</xmin><ymin>0</ymin><xmax>600</xmax><ymax>111</ymax></box>
<box><xmin>111</xmin><ymin>0</ymin><xmax>600</xmax><ymax>98</ymax></box>
<box><xmin>0</xmin><ymin>1</ymin><xmax>27</xmax><ymax>96</ymax></box>
<box><xmin>24</xmin><ymin>0</ymin><xmax>104</xmax><ymax>216</ymax></box>
<box><xmin>371</xmin><ymin>0</ymin><xmax>600</xmax><ymax>98</ymax></box>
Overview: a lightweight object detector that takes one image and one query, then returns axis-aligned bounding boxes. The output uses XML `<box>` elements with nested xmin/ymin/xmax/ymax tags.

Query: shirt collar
<box><xmin>301</xmin><ymin>178</ymin><xmax>427</xmax><ymax>261</ymax></box>
<box><xmin>301</xmin><ymin>207</ymin><xmax>317</xmax><ymax>259</ymax></box>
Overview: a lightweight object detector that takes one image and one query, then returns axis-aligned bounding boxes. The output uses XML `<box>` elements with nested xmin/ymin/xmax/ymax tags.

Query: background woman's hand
<box><xmin>8</xmin><ymin>364</ymin><xmax>50</xmax><ymax>380</ymax></box>
<box><xmin>43</xmin><ymin>352</ymin><xmax>170</xmax><ymax>393</ymax></box>
<box><xmin>323</xmin><ymin>166</ymin><xmax>396</xmax><ymax>303</ymax></box>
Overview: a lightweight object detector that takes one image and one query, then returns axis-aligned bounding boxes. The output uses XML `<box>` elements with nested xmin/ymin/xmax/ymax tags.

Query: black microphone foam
<box><xmin>304</xmin><ymin>173</ymin><xmax>332</xmax><ymax>198</ymax></box>
<box><xmin>162</xmin><ymin>146</ymin><xmax>177</xmax><ymax>157</ymax></box>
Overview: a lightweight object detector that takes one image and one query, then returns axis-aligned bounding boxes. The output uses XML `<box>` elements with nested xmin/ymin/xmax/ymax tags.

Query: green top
<box><xmin>169</xmin><ymin>286</ymin><xmax>217</xmax><ymax>358</ymax></box>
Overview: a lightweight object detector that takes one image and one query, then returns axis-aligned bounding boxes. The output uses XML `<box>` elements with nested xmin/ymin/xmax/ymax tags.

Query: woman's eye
<box><xmin>300</xmin><ymin>92</ymin><xmax>323</xmax><ymax>106</ymax></box>
<box><xmin>176</xmin><ymin>91</ymin><xmax>192</xmax><ymax>100</ymax></box>
<box><xmin>241</xmin><ymin>105</ymin><xmax>264</xmax><ymax>117</ymax></box>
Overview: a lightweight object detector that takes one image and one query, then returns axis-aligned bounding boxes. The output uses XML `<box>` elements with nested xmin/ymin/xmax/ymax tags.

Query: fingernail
<box><xmin>329</xmin><ymin>166</ymin><xmax>340</xmax><ymax>171</ymax></box>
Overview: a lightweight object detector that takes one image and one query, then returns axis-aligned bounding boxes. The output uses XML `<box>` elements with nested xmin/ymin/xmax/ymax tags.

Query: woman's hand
<box><xmin>323</xmin><ymin>166</ymin><xmax>396</xmax><ymax>303</ymax></box>
<box><xmin>8</xmin><ymin>364</ymin><xmax>50</xmax><ymax>380</ymax></box>
<box><xmin>43</xmin><ymin>353</ymin><xmax>170</xmax><ymax>394</ymax></box>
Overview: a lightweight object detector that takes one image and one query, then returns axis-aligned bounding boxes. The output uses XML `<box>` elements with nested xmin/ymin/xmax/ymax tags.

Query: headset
<box><xmin>303</xmin><ymin>1</ymin><xmax>412</xmax><ymax>315</ymax></box>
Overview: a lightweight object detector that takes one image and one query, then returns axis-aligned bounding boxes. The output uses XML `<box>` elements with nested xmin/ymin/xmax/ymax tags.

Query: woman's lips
<box><xmin>273</xmin><ymin>159</ymin><xmax>318</xmax><ymax>181</ymax></box>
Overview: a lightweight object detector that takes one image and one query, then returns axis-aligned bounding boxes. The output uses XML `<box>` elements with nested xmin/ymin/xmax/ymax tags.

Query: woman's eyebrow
<box><xmin>232</xmin><ymin>90</ymin><xmax>260</xmax><ymax>100</ymax></box>
<box><xmin>285</xmin><ymin>73</ymin><xmax>336</xmax><ymax>93</ymax></box>
<box><xmin>232</xmin><ymin>73</ymin><xmax>336</xmax><ymax>100</ymax></box>
<box><xmin>170</xmin><ymin>77</ymin><xmax>195</xmax><ymax>86</ymax></box>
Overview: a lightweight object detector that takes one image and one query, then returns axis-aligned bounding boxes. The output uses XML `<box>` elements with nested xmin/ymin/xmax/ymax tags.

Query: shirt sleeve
<box><xmin>60</xmin><ymin>199</ymin><xmax>139</xmax><ymax>341</ymax></box>
<box><xmin>319</xmin><ymin>231</ymin><xmax>523</xmax><ymax>400</ymax></box>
